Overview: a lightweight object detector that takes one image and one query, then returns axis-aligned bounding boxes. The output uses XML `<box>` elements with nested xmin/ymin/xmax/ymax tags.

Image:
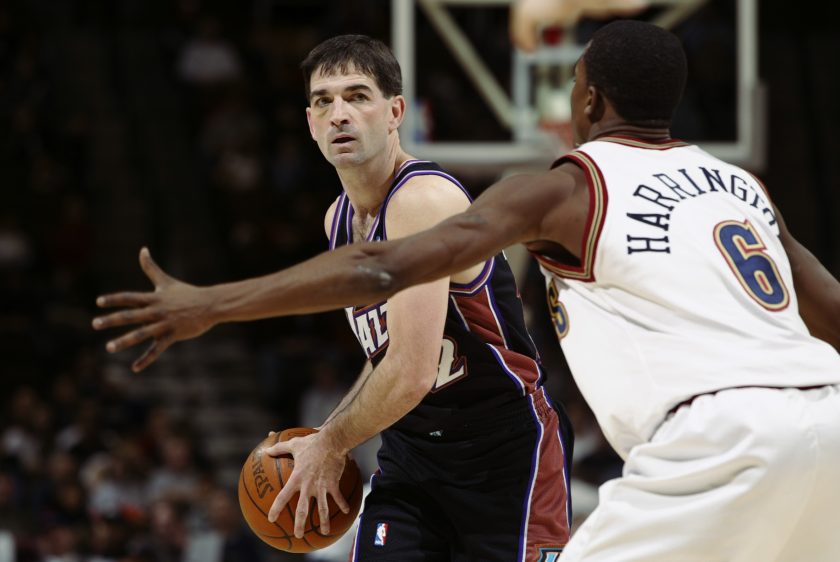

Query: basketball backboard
<box><xmin>391</xmin><ymin>0</ymin><xmax>764</xmax><ymax>173</ymax></box>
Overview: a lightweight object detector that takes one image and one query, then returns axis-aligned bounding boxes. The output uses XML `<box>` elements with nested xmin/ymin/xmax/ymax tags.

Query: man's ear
<box><xmin>389</xmin><ymin>95</ymin><xmax>406</xmax><ymax>132</ymax></box>
<box><xmin>305</xmin><ymin>107</ymin><xmax>317</xmax><ymax>141</ymax></box>
<box><xmin>585</xmin><ymin>85</ymin><xmax>606</xmax><ymax>123</ymax></box>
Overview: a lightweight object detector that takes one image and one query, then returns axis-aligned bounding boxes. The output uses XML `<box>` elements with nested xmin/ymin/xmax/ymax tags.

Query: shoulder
<box><xmin>323</xmin><ymin>195</ymin><xmax>341</xmax><ymax>239</ymax></box>
<box><xmin>385</xmin><ymin>173</ymin><xmax>471</xmax><ymax>239</ymax></box>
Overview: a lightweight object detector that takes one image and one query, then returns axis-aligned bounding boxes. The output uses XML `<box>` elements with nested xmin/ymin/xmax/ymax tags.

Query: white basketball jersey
<box><xmin>534</xmin><ymin>136</ymin><xmax>840</xmax><ymax>457</ymax></box>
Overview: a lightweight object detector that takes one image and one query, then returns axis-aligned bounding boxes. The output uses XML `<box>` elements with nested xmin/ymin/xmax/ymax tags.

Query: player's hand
<box><xmin>510</xmin><ymin>0</ymin><xmax>649</xmax><ymax>52</ymax></box>
<box><xmin>265</xmin><ymin>431</ymin><xmax>351</xmax><ymax>538</ymax></box>
<box><xmin>92</xmin><ymin>247</ymin><xmax>217</xmax><ymax>372</ymax></box>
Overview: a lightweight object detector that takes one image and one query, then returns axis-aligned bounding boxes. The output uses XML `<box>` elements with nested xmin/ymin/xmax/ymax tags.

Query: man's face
<box><xmin>570</xmin><ymin>55</ymin><xmax>591</xmax><ymax>147</ymax></box>
<box><xmin>306</xmin><ymin>66</ymin><xmax>401</xmax><ymax>169</ymax></box>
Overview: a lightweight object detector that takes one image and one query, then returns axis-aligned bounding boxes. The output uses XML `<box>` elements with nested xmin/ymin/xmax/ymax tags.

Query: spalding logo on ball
<box><xmin>238</xmin><ymin>427</ymin><xmax>363</xmax><ymax>552</ymax></box>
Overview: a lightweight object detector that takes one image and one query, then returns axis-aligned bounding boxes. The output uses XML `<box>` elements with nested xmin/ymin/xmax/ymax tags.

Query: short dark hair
<box><xmin>583</xmin><ymin>20</ymin><xmax>687</xmax><ymax>127</ymax></box>
<box><xmin>300</xmin><ymin>34</ymin><xmax>403</xmax><ymax>101</ymax></box>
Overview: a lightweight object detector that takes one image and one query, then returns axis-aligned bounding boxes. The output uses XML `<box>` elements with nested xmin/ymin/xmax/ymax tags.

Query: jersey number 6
<box><xmin>714</xmin><ymin>219</ymin><xmax>790</xmax><ymax>311</ymax></box>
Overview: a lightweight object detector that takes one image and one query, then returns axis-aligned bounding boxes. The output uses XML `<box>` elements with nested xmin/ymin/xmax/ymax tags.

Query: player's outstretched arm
<box><xmin>778</xmin><ymin>209</ymin><xmax>840</xmax><ymax>351</ymax></box>
<box><xmin>94</xmin><ymin>167</ymin><xmax>577</xmax><ymax>372</ymax></box>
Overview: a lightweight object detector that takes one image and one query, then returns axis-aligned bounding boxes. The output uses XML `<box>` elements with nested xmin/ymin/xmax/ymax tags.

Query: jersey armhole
<box><xmin>532</xmin><ymin>150</ymin><xmax>608</xmax><ymax>282</ymax></box>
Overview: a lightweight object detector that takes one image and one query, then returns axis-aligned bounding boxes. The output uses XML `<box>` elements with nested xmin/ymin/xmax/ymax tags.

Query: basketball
<box><xmin>237</xmin><ymin>427</ymin><xmax>364</xmax><ymax>553</ymax></box>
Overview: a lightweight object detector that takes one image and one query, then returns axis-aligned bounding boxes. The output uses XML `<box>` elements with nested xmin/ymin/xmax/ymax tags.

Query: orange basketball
<box><xmin>237</xmin><ymin>427</ymin><xmax>363</xmax><ymax>553</ymax></box>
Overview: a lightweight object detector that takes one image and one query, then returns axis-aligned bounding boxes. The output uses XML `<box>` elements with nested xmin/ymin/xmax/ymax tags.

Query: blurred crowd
<box><xmin>0</xmin><ymin>348</ymin><xmax>265</xmax><ymax>562</ymax></box>
<box><xmin>0</xmin><ymin>0</ymin><xmax>769</xmax><ymax>560</ymax></box>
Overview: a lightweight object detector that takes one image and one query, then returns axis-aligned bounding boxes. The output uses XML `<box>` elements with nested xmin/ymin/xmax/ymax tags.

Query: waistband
<box><xmin>394</xmin><ymin>388</ymin><xmax>556</xmax><ymax>442</ymax></box>
<box><xmin>667</xmin><ymin>384</ymin><xmax>830</xmax><ymax>417</ymax></box>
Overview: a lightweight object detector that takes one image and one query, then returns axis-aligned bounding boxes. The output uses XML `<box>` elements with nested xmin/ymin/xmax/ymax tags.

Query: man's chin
<box><xmin>330</xmin><ymin>151</ymin><xmax>364</xmax><ymax>167</ymax></box>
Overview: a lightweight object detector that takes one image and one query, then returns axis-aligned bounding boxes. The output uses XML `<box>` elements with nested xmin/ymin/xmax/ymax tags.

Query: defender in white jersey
<box><xmin>96</xmin><ymin>20</ymin><xmax>840</xmax><ymax>562</ymax></box>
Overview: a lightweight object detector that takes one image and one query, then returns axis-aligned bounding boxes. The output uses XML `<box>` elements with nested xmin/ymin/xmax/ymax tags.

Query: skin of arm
<box><xmin>263</xmin><ymin>173</ymin><xmax>486</xmax><ymax>537</ymax></box>
<box><xmin>321</xmin><ymin>360</ymin><xmax>372</xmax><ymax>427</ymax></box>
<box><xmin>93</xmin><ymin>166</ymin><xmax>581</xmax><ymax>371</ymax></box>
<box><xmin>777</xmin><ymin>207</ymin><xmax>840</xmax><ymax>351</ymax></box>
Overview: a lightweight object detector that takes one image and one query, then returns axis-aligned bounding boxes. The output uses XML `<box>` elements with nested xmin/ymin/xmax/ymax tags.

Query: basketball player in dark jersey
<box><xmin>95</xmin><ymin>35</ymin><xmax>571</xmax><ymax>561</ymax></box>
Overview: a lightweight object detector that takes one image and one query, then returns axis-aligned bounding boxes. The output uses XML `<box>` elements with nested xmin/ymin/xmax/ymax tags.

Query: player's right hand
<box><xmin>92</xmin><ymin>247</ymin><xmax>217</xmax><ymax>372</ymax></box>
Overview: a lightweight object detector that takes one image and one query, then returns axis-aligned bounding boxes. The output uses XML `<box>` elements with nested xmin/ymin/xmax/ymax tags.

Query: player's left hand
<box><xmin>264</xmin><ymin>431</ymin><xmax>351</xmax><ymax>537</ymax></box>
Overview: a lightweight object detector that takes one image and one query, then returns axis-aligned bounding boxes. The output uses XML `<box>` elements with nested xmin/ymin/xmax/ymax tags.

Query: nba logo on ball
<box><xmin>374</xmin><ymin>522</ymin><xmax>388</xmax><ymax>546</ymax></box>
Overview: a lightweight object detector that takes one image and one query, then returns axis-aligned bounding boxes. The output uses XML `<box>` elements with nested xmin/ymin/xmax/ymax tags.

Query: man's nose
<box><xmin>329</xmin><ymin>97</ymin><xmax>350</xmax><ymax>127</ymax></box>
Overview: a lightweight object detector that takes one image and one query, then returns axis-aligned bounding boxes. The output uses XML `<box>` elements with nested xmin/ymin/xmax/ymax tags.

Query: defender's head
<box><xmin>571</xmin><ymin>20</ymin><xmax>688</xmax><ymax>145</ymax></box>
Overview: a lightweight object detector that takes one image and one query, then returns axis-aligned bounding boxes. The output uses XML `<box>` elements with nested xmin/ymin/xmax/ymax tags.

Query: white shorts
<box><xmin>561</xmin><ymin>384</ymin><xmax>840</xmax><ymax>562</ymax></box>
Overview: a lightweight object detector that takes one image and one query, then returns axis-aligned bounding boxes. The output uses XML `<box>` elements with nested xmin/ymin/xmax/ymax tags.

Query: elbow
<box><xmin>394</xmin><ymin>359</ymin><xmax>437</xmax><ymax>404</ymax></box>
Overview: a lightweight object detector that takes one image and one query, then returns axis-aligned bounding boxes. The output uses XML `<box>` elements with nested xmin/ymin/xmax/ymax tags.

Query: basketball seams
<box><xmin>240</xmin><ymin>428</ymin><xmax>363</xmax><ymax>552</ymax></box>
<box><xmin>239</xmin><ymin>459</ymin><xmax>294</xmax><ymax>541</ymax></box>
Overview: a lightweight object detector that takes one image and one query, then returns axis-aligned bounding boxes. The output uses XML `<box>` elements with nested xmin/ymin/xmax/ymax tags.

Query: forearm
<box><xmin>318</xmin><ymin>358</ymin><xmax>431</xmax><ymax>454</ymax></box>
<box><xmin>207</xmin><ymin>210</ymin><xmax>511</xmax><ymax>324</ymax></box>
<box><xmin>323</xmin><ymin>361</ymin><xmax>373</xmax><ymax>426</ymax></box>
<box><xmin>206</xmin><ymin>245</ymin><xmax>402</xmax><ymax>324</ymax></box>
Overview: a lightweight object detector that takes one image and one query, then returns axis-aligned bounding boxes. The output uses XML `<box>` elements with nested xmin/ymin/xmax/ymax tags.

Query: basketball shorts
<box><xmin>562</xmin><ymin>384</ymin><xmax>840</xmax><ymax>562</ymax></box>
<box><xmin>349</xmin><ymin>388</ymin><xmax>571</xmax><ymax>562</ymax></box>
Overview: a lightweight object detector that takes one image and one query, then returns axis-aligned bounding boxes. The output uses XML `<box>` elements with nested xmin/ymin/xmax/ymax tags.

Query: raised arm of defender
<box><xmin>93</xmin><ymin>166</ymin><xmax>582</xmax><ymax>371</ymax></box>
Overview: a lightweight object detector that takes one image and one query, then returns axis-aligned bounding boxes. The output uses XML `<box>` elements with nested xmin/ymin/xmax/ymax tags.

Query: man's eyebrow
<box><xmin>310</xmin><ymin>84</ymin><xmax>373</xmax><ymax>101</ymax></box>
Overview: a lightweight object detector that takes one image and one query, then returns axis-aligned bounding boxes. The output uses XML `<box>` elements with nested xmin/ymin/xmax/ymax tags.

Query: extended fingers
<box><xmin>105</xmin><ymin>322</ymin><xmax>168</xmax><ymax>354</ymax></box>
<box><xmin>317</xmin><ymin>489</ymin><xmax>331</xmax><ymax>535</ymax></box>
<box><xmin>330</xmin><ymin>484</ymin><xmax>350</xmax><ymax>515</ymax></box>
<box><xmin>131</xmin><ymin>333</ymin><xmax>174</xmax><ymax>373</ymax></box>
<box><xmin>293</xmin><ymin>490</ymin><xmax>311</xmax><ymax>538</ymax></box>
<box><xmin>92</xmin><ymin>306</ymin><xmax>162</xmax><ymax>331</ymax></box>
<box><xmin>268</xmin><ymin>482</ymin><xmax>297</xmax><ymax>525</ymax></box>
<box><xmin>95</xmin><ymin>291</ymin><xmax>156</xmax><ymax>310</ymax></box>
<box><xmin>139</xmin><ymin>247</ymin><xmax>174</xmax><ymax>287</ymax></box>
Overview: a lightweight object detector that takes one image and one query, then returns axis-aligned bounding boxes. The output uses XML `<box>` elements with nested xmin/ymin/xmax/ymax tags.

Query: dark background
<box><xmin>1</xmin><ymin>1</ymin><xmax>838</xmax><ymax>560</ymax></box>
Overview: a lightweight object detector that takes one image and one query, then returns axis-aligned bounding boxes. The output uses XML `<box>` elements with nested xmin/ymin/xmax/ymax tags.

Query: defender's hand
<box><xmin>92</xmin><ymin>247</ymin><xmax>216</xmax><ymax>372</ymax></box>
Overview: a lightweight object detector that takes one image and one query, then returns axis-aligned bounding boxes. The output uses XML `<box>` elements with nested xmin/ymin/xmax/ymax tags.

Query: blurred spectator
<box><xmin>183</xmin><ymin>487</ymin><xmax>263</xmax><ymax>562</ymax></box>
<box><xmin>177</xmin><ymin>17</ymin><xmax>241</xmax><ymax>86</ymax></box>
<box><xmin>146</xmin><ymin>434</ymin><xmax>201</xmax><ymax>504</ymax></box>
<box><xmin>2</xmin><ymin>387</ymin><xmax>43</xmax><ymax>474</ymax></box>
<box><xmin>83</xmin><ymin>442</ymin><xmax>149</xmax><ymax>521</ymax></box>
<box><xmin>55</xmin><ymin>400</ymin><xmax>111</xmax><ymax>464</ymax></box>
<box><xmin>136</xmin><ymin>499</ymin><xmax>190</xmax><ymax>562</ymax></box>
<box><xmin>0</xmin><ymin>217</ymin><xmax>33</xmax><ymax>269</ymax></box>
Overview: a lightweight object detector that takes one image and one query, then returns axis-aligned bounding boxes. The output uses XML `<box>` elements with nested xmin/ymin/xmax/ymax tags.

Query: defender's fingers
<box><xmin>139</xmin><ymin>247</ymin><xmax>173</xmax><ymax>287</ymax></box>
<box><xmin>317</xmin><ymin>490</ymin><xmax>331</xmax><ymax>535</ymax></box>
<box><xmin>92</xmin><ymin>307</ymin><xmax>162</xmax><ymax>330</ymax></box>
<box><xmin>96</xmin><ymin>292</ymin><xmax>156</xmax><ymax>309</ymax></box>
<box><xmin>105</xmin><ymin>322</ymin><xmax>167</xmax><ymax>354</ymax></box>
<box><xmin>131</xmin><ymin>333</ymin><xmax>174</xmax><ymax>373</ymax></box>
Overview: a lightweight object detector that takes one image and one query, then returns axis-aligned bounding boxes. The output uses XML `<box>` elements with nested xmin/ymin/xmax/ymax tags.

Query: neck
<box><xmin>588</xmin><ymin>118</ymin><xmax>671</xmax><ymax>143</ymax></box>
<box><xmin>338</xmin><ymin>137</ymin><xmax>411</xmax><ymax>217</ymax></box>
